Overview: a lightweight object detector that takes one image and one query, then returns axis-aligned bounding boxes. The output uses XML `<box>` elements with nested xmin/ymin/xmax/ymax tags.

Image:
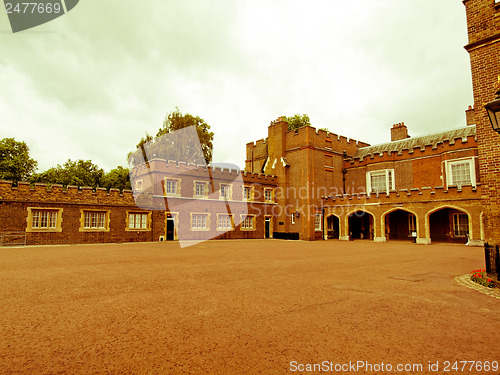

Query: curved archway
<box><xmin>382</xmin><ymin>208</ymin><xmax>418</xmax><ymax>241</ymax></box>
<box><xmin>325</xmin><ymin>214</ymin><xmax>340</xmax><ymax>239</ymax></box>
<box><xmin>427</xmin><ymin>206</ymin><xmax>470</xmax><ymax>243</ymax></box>
<box><xmin>347</xmin><ymin>210</ymin><xmax>374</xmax><ymax>240</ymax></box>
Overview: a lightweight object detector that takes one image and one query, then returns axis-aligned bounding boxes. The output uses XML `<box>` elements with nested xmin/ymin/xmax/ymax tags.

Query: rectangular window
<box><xmin>84</xmin><ymin>211</ymin><xmax>106</xmax><ymax>229</ymax></box>
<box><xmin>218</xmin><ymin>215</ymin><xmax>232</xmax><ymax>229</ymax></box>
<box><xmin>446</xmin><ymin>158</ymin><xmax>476</xmax><ymax>188</ymax></box>
<box><xmin>325</xmin><ymin>139</ymin><xmax>332</xmax><ymax>149</ymax></box>
<box><xmin>291</xmin><ymin>212</ymin><xmax>296</xmax><ymax>224</ymax></box>
<box><xmin>128</xmin><ymin>213</ymin><xmax>148</xmax><ymax>229</ymax></box>
<box><xmin>135</xmin><ymin>180</ymin><xmax>143</xmax><ymax>192</ymax></box>
<box><xmin>32</xmin><ymin>210</ymin><xmax>58</xmax><ymax>229</ymax></box>
<box><xmin>453</xmin><ymin>213</ymin><xmax>468</xmax><ymax>237</ymax></box>
<box><xmin>450</xmin><ymin>162</ymin><xmax>471</xmax><ymax>186</ymax></box>
<box><xmin>408</xmin><ymin>214</ymin><xmax>416</xmax><ymax>237</ymax></box>
<box><xmin>165</xmin><ymin>179</ymin><xmax>178</xmax><ymax>195</ymax></box>
<box><xmin>264</xmin><ymin>188</ymin><xmax>274</xmax><ymax>202</ymax></box>
<box><xmin>195</xmin><ymin>182</ymin><xmax>207</xmax><ymax>197</ymax></box>
<box><xmin>241</xmin><ymin>216</ymin><xmax>255</xmax><ymax>229</ymax></box>
<box><xmin>192</xmin><ymin>214</ymin><xmax>208</xmax><ymax>229</ymax></box>
<box><xmin>366</xmin><ymin>169</ymin><xmax>395</xmax><ymax>194</ymax></box>
<box><xmin>314</xmin><ymin>213</ymin><xmax>322</xmax><ymax>231</ymax></box>
<box><xmin>220</xmin><ymin>184</ymin><xmax>230</xmax><ymax>199</ymax></box>
<box><xmin>243</xmin><ymin>186</ymin><xmax>253</xmax><ymax>200</ymax></box>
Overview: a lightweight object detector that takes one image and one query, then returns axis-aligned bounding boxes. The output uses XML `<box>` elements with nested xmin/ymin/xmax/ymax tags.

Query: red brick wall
<box><xmin>463</xmin><ymin>0</ymin><xmax>500</xmax><ymax>245</ymax></box>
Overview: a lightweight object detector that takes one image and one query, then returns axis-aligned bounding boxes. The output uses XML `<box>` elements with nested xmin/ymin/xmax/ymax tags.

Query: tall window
<box><xmin>128</xmin><ymin>213</ymin><xmax>148</xmax><ymax>229</ymax></box>
<box><xmin>264</xmin><ymin>188</ymin><xmax>274</xmax><ymax>202</ymax></box>
<box><xmin>218</xmin><ymin>215</ymin><xmax>232</xmax><ymax>229</ymax></box>
<box><xmin>84</xmin><ymin>211</ymin><xmax>106</xmax><ymax>229</ymax></box>
<box><xmin>453</xmin><ymin>213</ymin><xmax>468</xmax><ymax>237</ymax></box>
<box><xmin>314</xmin><ymin>213</ymin><xmax>322</xmax><ymax>231</ymax></box>
<box><xmin>408</xmin><ymin>214</ymin><xmax>416</xmax><ymax>236</ymax></box>
<box><xmin>446</xmin><ymin>158</ymin><xmax>475</xmax><ymax>187</ymax></box>
<box><xmin>195</xmin><ymin>182</ymin><xmax>207</xmax><ymax>197</ymax></box>
<box><xmin>32</xmin><ymin>210</ymin><xmax>58</xmax><ymax>229</ymax></box>
<box><xmin>165</xmin><ymin>179</ymin><xmax>178</xmax><ymax>195</ymax></box>
<box><xmin>366</xmin><ymin>169</ymin><xmax>395</xmax><ymax>194</ymax></box>
<box><xmin>243</xmin><ymin>186</ymin><xmax>253</xmax><ymax>201</ymax></box>
<box><xmin>220</xmin><ymin>184</ymin><xmax>230</xmax><ymax>199</ymax></box>
<box><xmin>192</xmin><ymin>214</ymin><xmax>208</xmax><ymax>229</ymax></box>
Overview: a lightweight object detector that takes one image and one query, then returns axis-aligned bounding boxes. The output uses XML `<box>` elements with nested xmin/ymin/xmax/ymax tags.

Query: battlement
<box><xmin>322</xmin><ymin>184</ymin><xmax>481</xmax><ymax>204</ymax></box>
<box><xmin>348</xmin><ymin>130</ymin><xmax>477</xmax><ymax>167</ymax></box>
<box><xmin>130</xmin><ymin>159</ymin><xmax>277</xmax><ymax>185</ymax></box>
<box><xmin>285</xmin><ymin>125</ymin><xmax>370</xmax><ymax>154</ymax></box>
<box><xmin>0</xmin><ymin>180</ymin><xmax>136</xmax><ymax>206</ymax></box>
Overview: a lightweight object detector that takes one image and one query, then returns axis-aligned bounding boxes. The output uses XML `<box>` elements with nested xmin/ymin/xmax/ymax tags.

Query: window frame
<box><xmin>314</xmin><ymin>213</ymin><xmax>322</xmax><ymax>232</ymax></box>
<box><xmin>193</xmin><ymin>180</ymin><xmax>209</xmax><ymax>198</ymax></box>
<box><xmin>80</xmin><ymin>209</ymin><xmax>110</xmax><ymax>232</ymax></box>
<box><xmin>452</xmin><ymin>212</ymin><xmax>469</xmax><ymax>238</ymax></box>
<box><xmin>366</xmin><ymin>169</ymin><xmax>395</xmax><ymax>195</ymax></box>
<box><xmin>243</xmin><ymin>185</ymin><xmax>254</xmax><ymax>201</ymax></box>
<box><xmin>240</xmin><ymin>215</ymin><xmax>256</xmax><ymax>231</ymax></box>
<box><xmin>219</xmin><ymin>183</ymin><xmax>232</xmax><ymax>200</ymax></box>
<box><xmin>164</xmin><ymin>178</ymin><xmax>181</xmax><ymax>197</ymax></box>
<box><xmin>217</xmin><ymin>214</ymin><xmax>233</xmax><ymax>231</ymax></box>
<box><xmin>191</xmin><ymin>213</ymin><xmax>210</xmax><ymax>231</ymax></box>
<box><xmin>445</xmin><ymin>157</ymin><xmax>476</xmax><ymax>188</ymax></box>
<box><xmin>264</xmin><ymin>188</ymin><xmax>274</xmax><ymax>202</ymax></box>
<box><xmin>27</xmin><ymin>207</ymin><xmax>63</xmax><ymax>232</ymax></box>
<box><xmin>126</xmin><ymin>211</ymin><xmax>151</xmax><ymax>231</ymax></box>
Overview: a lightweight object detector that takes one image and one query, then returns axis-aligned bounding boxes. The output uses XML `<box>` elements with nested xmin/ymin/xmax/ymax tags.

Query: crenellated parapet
<box><xmin>286</xmin><ymin>125</ymin><xmax>370</xmax><ymax>155</ymax></box>
<box><xmin>322</xmin><ymin>184</ymin><xmax>481</xmax><ymax>204</ymax></box>
<box><xmin>347</xmin><ymin>128</ymin><xmax>477</xmax><ymax>167</ymax></box>
<box><xmin>0</xmin><ymin>180</ymin><xmax>136</xmax><ymax>206</ymax></box>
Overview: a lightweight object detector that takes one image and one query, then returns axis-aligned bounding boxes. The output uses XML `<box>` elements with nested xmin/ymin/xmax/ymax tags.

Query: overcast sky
<box><xmin>1</xmin><ymin>0</ymin><xmax>473</xmax><ymax>173</ymax></box>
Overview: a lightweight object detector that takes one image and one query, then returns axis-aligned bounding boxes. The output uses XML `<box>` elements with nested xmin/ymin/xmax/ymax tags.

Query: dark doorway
<box><xmin>265</xmin><ymin>218</ymin><xmax>271</xmax><ymax>238</ymax></box>
<box><xmin>348</xmin><ymin>211</ymin><xmax>373</xmax><ymax>240</ymax></box>
<box><xmin>326</xmin><ymin>215</ymin><xmax>340</xmax><ymax>239</ymax></box>
<box><xmin>429</xmin><ymin>208</ymin><xmax>469</xmax><ymax>243</ymax></box>
<box><xmin>166</xmin><ymin>218</ymin><xmax>175</xmax><ymax>241</ymax></box>
<box><xmin>385</xmin><ymin>210</ymin><xmax>416</xmax><ymax>241</ymax></box>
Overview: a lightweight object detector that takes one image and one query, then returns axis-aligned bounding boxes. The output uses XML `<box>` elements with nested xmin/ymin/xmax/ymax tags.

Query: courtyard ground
<box><xmin>0</xmin><ymin>240</ymin><xmax>498</xmax><ymax>374</ymax></box>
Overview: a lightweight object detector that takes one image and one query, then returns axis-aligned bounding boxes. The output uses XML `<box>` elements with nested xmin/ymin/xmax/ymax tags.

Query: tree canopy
<box><xmin>0</xmin><ymin>138</ymin><xmax>38</xmax><ymax>182</ymax></box>
<box><xmin>101</xmin><ymin>166</ymin><xmax>131</xmax><ymax>191</ymax></box>
<box><xmin>129</xmin><ymin>108</ymin><xmax>214</xmax><ymax>166</ymax></box>
<box><xmin>284</xmin><ymin>114</ymin><xmax>311</xmax><ymax>131</ymax></box>
<box><xmin>32</xmin><ymin>159</ymin><xmax>105</xmax><ymax>188</ymax></box>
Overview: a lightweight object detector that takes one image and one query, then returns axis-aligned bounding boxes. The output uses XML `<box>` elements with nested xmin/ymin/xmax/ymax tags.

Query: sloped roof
<box><xmin>353</xmin><ymin>126</ymin><xmax>476</xmax><ymax>160</ymax></box>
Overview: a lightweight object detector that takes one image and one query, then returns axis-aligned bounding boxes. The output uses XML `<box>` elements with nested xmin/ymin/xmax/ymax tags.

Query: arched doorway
<box><xmin>326</xmin><ymin>215</ymin><xmax>340</xmax><ymax>239</ymax></box>
<box><xmin>385</xmin><ymin>209</ymin><xmax>417</xmax><ymax>241</ymax></box>
<box><xmin>429</xmin><ymin>207</ymin><xmax>469</xmax><ymax>243</ymax></box>
<box><xmin>348</xmin><ymin>211</ymin><xmax>373</xmax><ymax>240</ymax></box>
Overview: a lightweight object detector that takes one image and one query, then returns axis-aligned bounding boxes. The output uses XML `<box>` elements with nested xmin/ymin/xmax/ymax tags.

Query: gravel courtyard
<box><xmin>0</xmin><ymin>240</ymin><xmax>498</xmax><ymax>374</ymax></box>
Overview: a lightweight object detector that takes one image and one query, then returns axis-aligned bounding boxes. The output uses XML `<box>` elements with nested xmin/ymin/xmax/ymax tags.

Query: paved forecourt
<box><xmin>0</xmin><ymin>240</ymin><xmax>498</xmax><ymax>374</ymax></box>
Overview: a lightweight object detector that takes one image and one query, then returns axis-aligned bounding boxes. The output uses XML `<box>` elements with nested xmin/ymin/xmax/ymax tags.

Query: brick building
<box><xmin>0</xmin><ymin>163</ymin><xmax>278</xmax><ymax>246</ymax></box>
<box><xmin>0</xmin><ymin>0</ymin><xmax>497</xmax><ymax>249</ymax></box>
<box><xmin>246</xmin><ymin>120</ymin><xmax>483</xmax><ymax>245</ymax></box>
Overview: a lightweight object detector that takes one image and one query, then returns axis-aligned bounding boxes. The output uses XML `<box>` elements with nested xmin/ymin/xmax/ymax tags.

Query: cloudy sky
<box><xmin>1</xmin><ymin>0</ymin><xmax>473</xmax><ymax>173</ymax></box>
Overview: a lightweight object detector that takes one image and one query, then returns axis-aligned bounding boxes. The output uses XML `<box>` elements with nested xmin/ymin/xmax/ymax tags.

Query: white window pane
<box><xmin>40</xmin><ymin>212</ymin><xmax>48</xmax><ymax>228</ymax></box>
<box><xmin>32</xmin><ymin>211</ymin><xmax>39</xmax><ymax>228</ymax></box>
<box><xmin>129</xmin><ymin>214</ymin><xmax>134</xmax><ymax>228</ymax></box>
<box><xmin>141</xmin><ymin>214</ymin><xmax>147</xmax><ymax>228</ymax></box>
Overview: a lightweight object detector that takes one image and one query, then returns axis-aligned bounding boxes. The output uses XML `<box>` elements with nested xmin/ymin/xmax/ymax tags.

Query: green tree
<box><xmin>102</xmin><ymin>166</ymin><xmax>132</xmax><ymax>191</ymax></box>
<box><xmin>32</xmin><ymin>159</ymin><xmax>104</xmax><ymax>188</ymax></box>
<box><xmin>284</xmin><ymin>114</ymin><xmax>311</xmax><ymax>131</ymax></box>
<box><xmin>0</xmin><ymin>138</ymin><xmax>38</xmax><ymax>182</ymax></box>
<box><xmin>129</xmin><ymin>108</ymin><xmax>215</xmax><ymax>166</ymax></box>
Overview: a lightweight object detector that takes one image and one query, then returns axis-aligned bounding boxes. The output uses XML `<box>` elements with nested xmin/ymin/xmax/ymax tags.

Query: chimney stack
<box><xmin>391</xmin><ymin>122</ymin><xmax>410</xmax><ymax>142</ymax></box>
